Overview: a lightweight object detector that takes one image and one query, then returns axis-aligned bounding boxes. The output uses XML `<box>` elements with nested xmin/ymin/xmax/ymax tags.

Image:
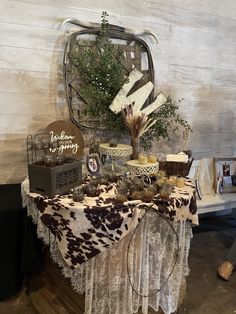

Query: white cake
<box><xmin>166</xmin><ymin>153</ymin><xmax>188</xmax><ymax>163</ymax></box>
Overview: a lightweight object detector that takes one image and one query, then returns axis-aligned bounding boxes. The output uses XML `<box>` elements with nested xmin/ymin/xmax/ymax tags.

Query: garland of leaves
<box><xmin>69</xmin><ymin>11</ymin><xmax>127</xmax><ymax>132</ymax></box>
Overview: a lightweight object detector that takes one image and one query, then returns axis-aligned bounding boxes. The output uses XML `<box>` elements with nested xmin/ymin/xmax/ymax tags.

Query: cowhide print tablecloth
<box><xmin>24</xmin><ymin>177</ymin><xmax>197</xmax><ymax>269</ymax></box>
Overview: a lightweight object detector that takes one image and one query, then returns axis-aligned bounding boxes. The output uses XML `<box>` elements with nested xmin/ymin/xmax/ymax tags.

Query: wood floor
<box><xmin>28</xmin><ymin>255</ymin><xmax>85</xmax><ymax>314</ymax></box>
<box><xmin>0</xmin><ymin>256</ymin><xmax>164</xmax><ymax>314</ymax></box>
<box><xmin>26</xmin><ymin>254</ymin><xmax>162</xmax><ymax>314</ymax></box>
<box><xmin>0</xmin><ymin>289</ymin><xmax>36</xmax><ymax>314</ymax></box>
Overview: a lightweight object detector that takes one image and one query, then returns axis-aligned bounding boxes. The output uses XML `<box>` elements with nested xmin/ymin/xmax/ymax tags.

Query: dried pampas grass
<box><xmin>122</xmin><ymin>103</ymin><xmax>156</xmax><ymax>138</ymax></box>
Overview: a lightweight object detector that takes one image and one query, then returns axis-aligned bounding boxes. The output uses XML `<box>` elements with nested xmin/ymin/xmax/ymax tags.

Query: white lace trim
<box><xmin>26</xmin><ymin>196</ymin><xmax>192</xmax><ymax>314</ymax></box>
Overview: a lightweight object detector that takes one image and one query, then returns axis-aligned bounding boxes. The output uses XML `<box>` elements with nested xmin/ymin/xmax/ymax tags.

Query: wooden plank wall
<box><xmin>1</xmin><ymin>0</ymin><xmax>236</xmax><ymax>183</ymax></box>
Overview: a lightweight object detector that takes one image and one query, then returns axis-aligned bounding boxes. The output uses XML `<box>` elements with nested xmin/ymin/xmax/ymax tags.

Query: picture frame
<box><xmin>214</xmin><ymin>158</ymin><xmax>236</xmax><ymax>194</ymax></box>
<box><xmin>86</xmin><ymin>154</ymin><xmax>100</xmax><ymax>176</ymax></box>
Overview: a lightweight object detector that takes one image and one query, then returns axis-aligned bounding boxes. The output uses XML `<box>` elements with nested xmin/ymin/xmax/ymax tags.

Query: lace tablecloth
<box><xmin>22</xmin><ymin>178</ymin><xmax>197</xmax><ymax>314</ymax></box>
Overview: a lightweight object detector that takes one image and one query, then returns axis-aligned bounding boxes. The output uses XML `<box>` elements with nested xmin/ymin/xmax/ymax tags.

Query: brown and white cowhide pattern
<box><xmin>31</xmin><ymin>178</ymin><xmax>197</xmax><ymax>268</ymax></box>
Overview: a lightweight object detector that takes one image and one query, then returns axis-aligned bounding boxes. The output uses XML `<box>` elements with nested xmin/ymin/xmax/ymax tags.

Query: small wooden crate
<box><xmin>28</xmin><ymin>160</ymin><xmax>82</xmax><ymax>198</ymax></box>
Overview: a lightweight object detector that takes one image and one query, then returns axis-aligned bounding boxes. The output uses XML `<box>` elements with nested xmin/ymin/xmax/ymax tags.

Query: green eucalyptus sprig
<box><xmin>140</xmin><ymin>96</ymin><xmax>192</xmax><ymax>151</ymax></box>
<box><xmin>69</xmin><ymin>11</ymin><xmax>127</xmax><ymax>132</ymax></box>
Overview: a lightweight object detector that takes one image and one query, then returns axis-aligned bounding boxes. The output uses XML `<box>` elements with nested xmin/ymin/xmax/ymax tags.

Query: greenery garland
<box><xmin>69</xmin><ymin>11</ymin><xmax>127</xmax><ymax>132</ymax></box>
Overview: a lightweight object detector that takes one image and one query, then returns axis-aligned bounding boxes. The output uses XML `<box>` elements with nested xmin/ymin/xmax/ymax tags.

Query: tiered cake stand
<box><xmin>126</xmin><ymin>159</ymin><xmax>159</xmax><ymax>175</ymax></box>
<box><xmin>99</xmin><ymin>143</ymin><xmax>133</xmax><ymax>174</ymax></box>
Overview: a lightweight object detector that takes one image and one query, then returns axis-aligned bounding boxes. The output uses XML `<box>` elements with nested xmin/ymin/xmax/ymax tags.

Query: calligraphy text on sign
<box><xmin>49</xmin><ymin>130</ymin><xmax>80</xmax><ymax>155</ymax></box>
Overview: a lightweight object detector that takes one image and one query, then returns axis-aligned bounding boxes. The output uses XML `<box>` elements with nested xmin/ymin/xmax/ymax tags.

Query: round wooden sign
<box><xmin>45</xmin><ymin>120</ymin><xmax>84</xmax><ymax>159</ymax></box>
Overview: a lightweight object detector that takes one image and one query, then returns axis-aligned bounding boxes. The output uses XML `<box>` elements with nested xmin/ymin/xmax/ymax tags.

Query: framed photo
<box><xmin>214</xmin><ymin>158</ymin><xmax>236</xmax><ymax>194</ymax></box>
<box><xmin>86</xmin><ymin>154</ymin><xmax>100</xmax><ymax>176</ymax></box>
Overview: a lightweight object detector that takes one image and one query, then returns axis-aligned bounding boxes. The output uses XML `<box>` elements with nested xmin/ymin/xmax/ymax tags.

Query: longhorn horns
<box><xmin>61</xmin><ymin>18</ymin><xmax>159</xmax><ymax>44</ymax></box>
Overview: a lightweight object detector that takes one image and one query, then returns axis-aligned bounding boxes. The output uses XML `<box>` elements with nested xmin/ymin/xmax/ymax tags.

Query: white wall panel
<box><xmin>0</xmin><ymin>0</ymin><xmax>236</xmax><ymax>183</ymax></box>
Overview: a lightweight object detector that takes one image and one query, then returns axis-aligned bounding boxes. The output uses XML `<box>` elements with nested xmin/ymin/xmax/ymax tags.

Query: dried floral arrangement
<box><xmin>122</xmin><ymin>103</ymin><xmax>156</xmax><ymax>158</ymax></box>
<box><xmin>122</xmin><ymin>103</ymin><xmax>156</xmax><ymax>138</ymax></box>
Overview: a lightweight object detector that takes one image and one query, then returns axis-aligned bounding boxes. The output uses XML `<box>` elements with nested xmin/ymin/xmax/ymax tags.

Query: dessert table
<box><xmin>22</xmin><ymin>177</ymin><xmax>198</xmax><ymax>314</ymax></box>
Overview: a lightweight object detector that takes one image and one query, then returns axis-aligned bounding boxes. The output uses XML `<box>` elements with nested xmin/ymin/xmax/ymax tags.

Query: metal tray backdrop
<box><xmin>63</xmin><ymin>23</ymin><xmax>155</xmax><ymax>129</ymax></box>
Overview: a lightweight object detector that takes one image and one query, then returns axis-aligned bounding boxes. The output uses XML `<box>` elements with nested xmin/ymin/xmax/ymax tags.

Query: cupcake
<box><xmin>176</xmin><ymin>177</ymin><xmax>185</xmax><ymax>188</ymax></box>
<box><xmin>148</xmin><ymin>154</ymin><xmax>157</xmax><ymax>163</ymax></box>
<box><xmin>141</xmin><ymin>189</ymin><xmax>154</xmax><ymax>202</ymax></box>
<box><xmin>138</xmin><ymin>153</ymin><xmax>148</xmax><ymax>165</ymax></box>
